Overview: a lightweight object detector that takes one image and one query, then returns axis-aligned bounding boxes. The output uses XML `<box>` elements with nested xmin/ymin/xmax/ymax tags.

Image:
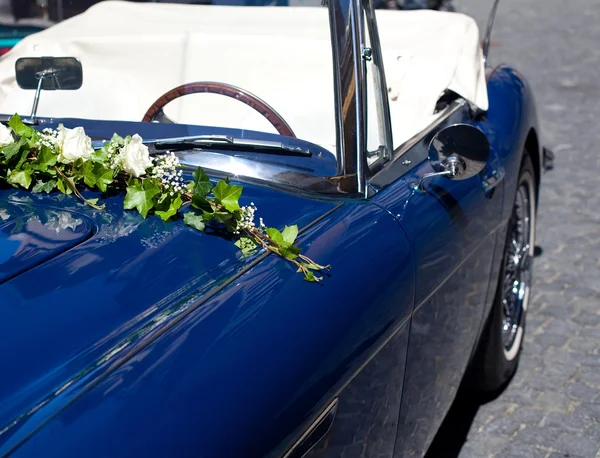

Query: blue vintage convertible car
<box><xmin>0</xmin><ymin>0</ymin><xmax>550</xmax><ymax>457</ymax></box>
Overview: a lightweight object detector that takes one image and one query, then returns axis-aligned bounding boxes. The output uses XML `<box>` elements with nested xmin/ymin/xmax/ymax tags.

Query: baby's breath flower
<box><xmin>236</xmin><ymin>203</ymin><xmax>258</xmax><ymax>232</ymax></box>
<box><xmin>150</xmin><ymin>151</ymin><xmax>185</xmax><ymax>194</ymax></box>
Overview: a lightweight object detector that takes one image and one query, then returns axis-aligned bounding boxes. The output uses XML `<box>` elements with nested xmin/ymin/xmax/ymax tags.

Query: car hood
<box><xmin>0</xmin><ymin>202</ymin><xmax>93</xmax><ymax>284</ymax></box>
<box><xmin>0</xmin><ymin>182</ymin><xmax>336</xmax><ymax>443</ymax></box>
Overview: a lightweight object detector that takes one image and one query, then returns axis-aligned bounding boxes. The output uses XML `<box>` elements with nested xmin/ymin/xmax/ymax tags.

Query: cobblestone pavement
<box><xmin>427</xmin><ymin>1</ymin><xmax>600</xmax><ymax>457</ymax></box>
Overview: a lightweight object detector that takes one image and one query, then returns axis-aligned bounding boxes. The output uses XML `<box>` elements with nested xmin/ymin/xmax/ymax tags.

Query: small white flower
<box><xmin>120</xmin><ymin>134</ymin><xmax>153</xmax><ymax>177</ymax></box>
<box><xmin>56</xmin><ymin>124</ymin><xmax>94</xmax><ymax>164</ymax></box>
<box><xmin>0</xmin><ymin>123</ymin><xmax>14</xmax><ymax>147</ymax></box>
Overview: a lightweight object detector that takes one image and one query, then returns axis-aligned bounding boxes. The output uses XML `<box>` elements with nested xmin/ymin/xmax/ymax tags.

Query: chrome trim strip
<box><xmin>282</xmin><ymin>399</ymin><xmax>339</xmax><ymax>458</ymax></box>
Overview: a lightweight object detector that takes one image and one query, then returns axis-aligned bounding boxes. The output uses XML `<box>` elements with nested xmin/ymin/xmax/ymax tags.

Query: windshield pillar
<box><xmin>328</xmin><ymin>0</ymin><xmax>367</xmax><ymax>195</ymax></box>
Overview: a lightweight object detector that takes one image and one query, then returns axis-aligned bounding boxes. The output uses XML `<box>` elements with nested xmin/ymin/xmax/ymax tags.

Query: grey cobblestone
<box><xmin>565</xmin><ymin>382</ymin><xmax>598</xmax><ymax>402</ymax></box>
<box><xmin>546</xmin><ymin>454</ymin><xmax>586</xmax><ymax>458</ymax></box>
<box><xmin>553</xmin><ymin>434</ymin><xmax>600</xmax><ymax>458</ymax></box>
<box><xmin>572</xmin><ymin>311</ymin><xmax>600</xmax><ymax>327</ymax></box>
<box><xmin>566</xmin><ymin>337</ymin><xmax>598</xmax><ymax>354</ymax></box>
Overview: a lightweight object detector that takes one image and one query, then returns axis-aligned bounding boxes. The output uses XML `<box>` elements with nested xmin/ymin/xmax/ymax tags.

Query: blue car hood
<box><xmin>0</xmin><ymin>182</ymin><xmax>336</xmax><ymax>443</ymax></box>
<box><xmin>0</xmin><ymin>202</ymin><xmax>93</xmax><ymax>284</ymax></box>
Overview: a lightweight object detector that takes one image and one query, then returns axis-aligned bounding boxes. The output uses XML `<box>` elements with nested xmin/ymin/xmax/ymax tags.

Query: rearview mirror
<box><xmin>428</xmin><ymin>124</ymin><xmax>490</xmax><ymax>181</ymax></box>
<box><xmin>16</xmin><ymin>57</ymin><xmax>83</xmax><ymax>91</ymax></box>
<box><xmin>14</xmin><ymin>57</ymin><xmax>83</xmax><ymax>124</ymax></box>
<box><xmin>411</xmin><ymin>124</ymin><xmax>490</xmax><ymax>193</ymax></box>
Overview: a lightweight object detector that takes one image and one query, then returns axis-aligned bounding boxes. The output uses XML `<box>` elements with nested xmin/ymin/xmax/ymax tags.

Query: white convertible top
<box><xmin>0</xmin><ymin>1</ymin><xmax>487</xmax><ymax>151</ymax></box>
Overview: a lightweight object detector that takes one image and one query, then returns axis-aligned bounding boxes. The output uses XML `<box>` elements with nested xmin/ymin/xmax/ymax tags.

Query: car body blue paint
<box><xmin>0</xmin><ymin>193</ymin><xmax>414</xmax><ymax>458</ymax></box>
<box><xmin>0</xmin><ymin>203</ymin><xmax>93</xmax><ymax>283</ymax></box>
<box><xmin>0</xmin><ymin>64</ymin><xmax>540</xmax><ymax>457</ymax></box>
<box><xmin>368</xmin><ymin>65</ymin><xmax>540</xmax><ymax>456</ymax></box>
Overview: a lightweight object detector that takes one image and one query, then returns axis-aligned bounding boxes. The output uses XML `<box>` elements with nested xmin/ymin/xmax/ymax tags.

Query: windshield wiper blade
<box><xmin>152</xmin><ymin>135</ymin><xmax>312</xmax><ymax>157</ymax></box>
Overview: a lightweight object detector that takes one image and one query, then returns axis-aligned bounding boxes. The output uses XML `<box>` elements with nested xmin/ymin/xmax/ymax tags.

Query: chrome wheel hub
<box><xmin>501</xmin><ymin>181</ymin><xmax>533</xmax><ymax>353</ymax></box>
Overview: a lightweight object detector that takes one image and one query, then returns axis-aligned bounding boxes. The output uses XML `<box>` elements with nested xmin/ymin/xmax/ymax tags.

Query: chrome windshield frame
<box><xmin>362</xmin><ymin>0</ymin><xmax>394</xmax><ymax>166</ymax></box>
<box><xmin>328</xmin><ymin>0</ymin><xmax>392</xmax><ymax>196</ymax></box>
<box><xmin>328</xmin><ymin>0</ymin><xmax>366</xmax><ymax>195</ymax></box>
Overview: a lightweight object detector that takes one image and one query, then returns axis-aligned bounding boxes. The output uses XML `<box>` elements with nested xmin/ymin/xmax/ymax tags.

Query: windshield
<box><xmin>0</xmin><ymin>0</ymin><xmax>337</xmax><ymax>154</ymax></box>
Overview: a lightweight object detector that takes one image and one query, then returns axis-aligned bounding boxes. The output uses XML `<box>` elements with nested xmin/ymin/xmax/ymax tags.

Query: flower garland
<box><xmin>0</xmin><ymin>114</ymin><xmax>329</xmax><ymax>282</ymax></box>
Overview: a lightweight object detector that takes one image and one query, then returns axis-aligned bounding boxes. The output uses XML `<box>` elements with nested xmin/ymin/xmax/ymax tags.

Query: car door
<box><xmin>371</xmin><ymin>101</ymin><xmax>504</xmax><ymax>456</ymax></box>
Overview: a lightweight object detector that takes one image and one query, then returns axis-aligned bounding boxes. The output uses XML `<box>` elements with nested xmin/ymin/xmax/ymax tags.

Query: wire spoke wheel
<box><xmin>501</xmin><ymin>177</ymin><xmax>535</xmax><ymax>358</ymax></box>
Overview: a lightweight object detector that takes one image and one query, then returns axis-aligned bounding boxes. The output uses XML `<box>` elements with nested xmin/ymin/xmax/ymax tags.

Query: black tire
<box><xmin>470</xmin><ymin>154</ymin><xmax>537</xmax><ymax>393</ymax></box>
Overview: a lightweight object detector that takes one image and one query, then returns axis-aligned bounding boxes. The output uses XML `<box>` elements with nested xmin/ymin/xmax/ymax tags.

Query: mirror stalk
<box><xmin>410</xmin><ymin>170</ymin><xmax>453</xmax><ymax>193</ymax></box>
<box><xmin>29</xmin><ymin>69</ymin><xmax>62</xmax><ymax>124</ymax></box>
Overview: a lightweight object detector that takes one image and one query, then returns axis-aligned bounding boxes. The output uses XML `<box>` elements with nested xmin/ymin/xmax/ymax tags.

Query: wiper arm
<box><xmin>151</xmin><ymin>135</ymin><xmax>312</xmax><ymax>157</ymax></box>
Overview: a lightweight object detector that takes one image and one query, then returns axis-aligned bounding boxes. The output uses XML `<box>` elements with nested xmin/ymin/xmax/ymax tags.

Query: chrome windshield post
<box><xmin>328</xmin><ymin>0</ymin><xmax>367</xmax><ymax>195</ymax></box>
<box><xmin>362</xmin><ymin>0</ymin><xmax>393</xmax><ymax>164</ymax></box>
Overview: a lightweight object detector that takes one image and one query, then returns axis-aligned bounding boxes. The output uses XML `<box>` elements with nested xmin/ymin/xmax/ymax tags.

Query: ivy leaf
<box><xmin>80</xmin><ymin>160</ymin><xmax>97</xmax><ymax>188</ymax></box>
<box><xmin>14</xmin><ymin>146</ymin><xmax>31</xmax><ymax>170</ymax></box>
<box><xmin>8</xmin><ymin>114</ymin><xmax>33</xmax><ymax>138</ymax></box>
<box><xmin>266</xmin><ymin>227</ymin><xmax>284</xmax><ymax>245</ymax></box>
<box><xmin>32</xmin><ymin>179</ymin><xmax>57</xmax><ymax>193</ymax></box>
<box><xmin>304</xmin><ymin>271</ymin><xmax>317</xmax><ymax>282</ymax></box>
<box><xmin>282</xmin><ymin>225</ymin><xmax>298</xmax><ymax>245</ymax></box>
<box><xmin>91</xmin><ymin>146</ymin><xmax>107</xmax><ymax>163</ymax></box>
<box><xmin>1</xmin><ymin>137</ymin><xmax>25</xmax><ymax>161</ymax></box>
<box><xmin>304</xmin><ymin>260</ymin><xmax>330</xmax><ymax>271</ymax></box>
<box><xmin>184</xmin><ymin>211</ymin><xmax>206</xmax><ymax>231</ymax></box>
<box><xmin>8</xmin><ymin>168</ymin><xmax>32</xmax><ymax>188</ymax></box>
<box><xmin>191</xmin><ymin>194</ymin><xmax>211</xmax><ymax>212</ymax></box>
<box><xmin>124</xmin><ymin>179</ymin><xmax>160</xmax><ymax>218</ymax></box>
<box><xmin>94</xmin><ymin>164</ymin><xmax>115</xmax><ymax>192</ymax></box>
<box><xmin>110</xmin><ymin>133</ymin><xmax>124</xmax><ymax>145</ymax></box>
<box><xmin>31</xmin><ymin>145</ymin><xmax>57</xmax><ymax>172</ymax></box>
<box><xmin>211</xmin><ymin>211</ymin><xmax>233</xmax><ymax>224</ymax></box>
<box><xmin>93</xmin><ymin>134</ymin><xmax>123</xmax><ymax>163</ymax></box>
<box><xmin>235</xmin><ymin>236</ymin><xmax>260</xmax><ymax>256</ymax></box>
<box><xmin>155</xmin><ymin>194</ymin><xmax>183</xmax><ymax>221</ymax></box>
<box><xmin>193</xmin><ymin>167</ymin><xmax>212</xmax><ymax>198</ymax></box>
<box><xmin>278</xmin><ymin>245</ymin><xmax>301</xmax><ymax>260</ymax></box>
<box><xmin>78</xmin><ymin>162</ymin><xmax>113</xmax><ymax>192</ymax></box>
<box><xmin>212</xmin><ymin>180</ymin><xmax>242</xmax><ymax>212</ymax></box>
<box><xmin>56</xmin><ymin>177</ymin><xmax>73</xmax><ymax>195</ymax></box>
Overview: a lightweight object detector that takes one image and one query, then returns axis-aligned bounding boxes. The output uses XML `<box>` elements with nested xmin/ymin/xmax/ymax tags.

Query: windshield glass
<box><xmin>0</xmin><ymin>0</ymin><xmax>337</xmax><ymax>155</ymax></box>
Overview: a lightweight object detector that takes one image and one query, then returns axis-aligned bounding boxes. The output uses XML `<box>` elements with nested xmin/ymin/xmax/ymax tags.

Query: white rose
<box><xmin>120</xmin><ymin>134</ymin><xmax>152</xmax><ymax>177</ymax></box>
<box><xmin>0</xmin><ymin>123</ymin><xmax>14</xmax><ymax>147</ymax></box>
<box><xmin>57</xmin><ymin>124</ymin><xmax>93</xmax><ymax>164</ymax></box>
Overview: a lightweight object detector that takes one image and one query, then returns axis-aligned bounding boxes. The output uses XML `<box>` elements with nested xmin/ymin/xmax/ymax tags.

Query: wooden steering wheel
<box><xmin>142</xmin><ymin>81</ymin><xmax>296</xmax><ymax>138</ymax></box>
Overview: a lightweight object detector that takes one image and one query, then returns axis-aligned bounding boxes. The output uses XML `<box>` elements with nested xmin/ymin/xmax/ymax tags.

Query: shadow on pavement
<box><xmin>424</xmin><ymin>381</ymin><xmax>510</xmax><ymax>458</ymax></box>
<box><xmin>423</xmin><ymin>386</ymin><xmax>482</xmax><ymax>458</ymax></box>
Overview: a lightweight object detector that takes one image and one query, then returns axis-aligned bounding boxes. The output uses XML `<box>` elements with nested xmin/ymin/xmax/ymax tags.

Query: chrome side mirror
<box><xmin>15</xmin><ymin>57</ymin><xmax>83</xmax><ymax>123</ymax></box>
<box><xmin>411</xmin><ymin>124</ymin><xmax>490</xmax><ymax>193</ymax></box>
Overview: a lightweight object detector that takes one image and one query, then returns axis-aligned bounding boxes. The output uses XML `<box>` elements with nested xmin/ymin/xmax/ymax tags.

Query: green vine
<box><xmin>0</xmin><ymin>114</ymin><xmax>330</xmax><ymax>282</ymax></box>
